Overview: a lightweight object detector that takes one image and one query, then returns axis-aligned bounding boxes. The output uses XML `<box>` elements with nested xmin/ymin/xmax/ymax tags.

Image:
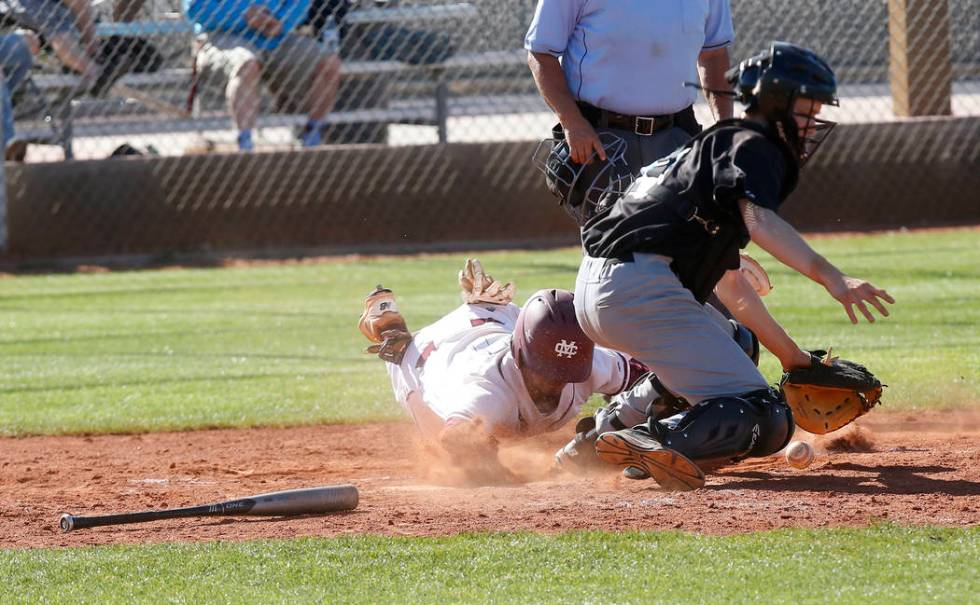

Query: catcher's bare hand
<box><xmin>563</xmin><ymin>116</ymin><xmax>606</xmax><ymax>164</ymax></box>
<box><xmin>826</xmin><ymin>276</ymin><xmax>895</xmax><ymax>324</ymax></box>
<box><xmin>458</xmin><ymin>258</ymin><xmax>515</xmax><ymax>306</ymax></box>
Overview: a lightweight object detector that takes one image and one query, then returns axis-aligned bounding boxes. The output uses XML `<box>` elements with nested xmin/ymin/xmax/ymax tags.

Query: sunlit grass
<box><xmin>0</xmin><ymin>229</ymin><xmax>976</xmax><ymax>435</ymax></box>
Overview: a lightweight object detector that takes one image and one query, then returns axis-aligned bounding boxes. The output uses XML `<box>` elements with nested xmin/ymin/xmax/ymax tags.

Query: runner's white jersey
<box><xmin>386</xmin><ymin>303</ymin><xmax>631</xmax><ymax>441</ymax></box>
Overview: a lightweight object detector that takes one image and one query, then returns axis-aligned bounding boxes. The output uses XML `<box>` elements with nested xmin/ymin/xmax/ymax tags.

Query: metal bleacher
<box><xmin>16</xmin><ymin>3</ymin><xmax>535</xmax><ymax>156</ymax></box>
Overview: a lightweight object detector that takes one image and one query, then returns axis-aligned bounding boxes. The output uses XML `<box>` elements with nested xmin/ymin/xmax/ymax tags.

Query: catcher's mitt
<box><xmin>780</xmin><ymin>350</ymin><xmax>883</xmax><ymax>434</ymax></box>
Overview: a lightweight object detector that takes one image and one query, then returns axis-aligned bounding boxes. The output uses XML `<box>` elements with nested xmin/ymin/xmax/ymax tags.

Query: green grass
<box><xmin>2</xmin><ymin>526</ymin><xmax>977</xmax><ymax>604</ymax></box>
<box><xmin>0</xmin><ymin>229</ymin><xmax>976</xmax><ymax>435</ymax></box>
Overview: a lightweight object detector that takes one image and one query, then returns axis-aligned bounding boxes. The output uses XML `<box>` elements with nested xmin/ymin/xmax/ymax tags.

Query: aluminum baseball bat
<box><xmin>59</xmin><ymin>484</ymin><xmax>358</xmax><ymax>532</ymax></box>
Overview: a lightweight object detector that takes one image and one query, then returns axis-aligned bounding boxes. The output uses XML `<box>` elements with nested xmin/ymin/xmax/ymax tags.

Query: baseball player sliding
<box><xmin>358</xmin><ymin>259</ymin><xmax>763</xmax><ymax>483</ymax></box>
<box><xmin>357</xmin><ymin>259</ymin><xmax>645</xmax><ymax>483</ymax></box>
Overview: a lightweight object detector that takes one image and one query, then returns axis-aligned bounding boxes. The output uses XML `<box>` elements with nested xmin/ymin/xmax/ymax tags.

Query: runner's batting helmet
<box><xmin>727</xmin><ymin>41</ymin><xmax>839</xmax><ymax>164</ymax></box>
<box><xmin>512</xmin><ymin>289</ymin><xmax>595</xmax><ymax>384</ymax></box>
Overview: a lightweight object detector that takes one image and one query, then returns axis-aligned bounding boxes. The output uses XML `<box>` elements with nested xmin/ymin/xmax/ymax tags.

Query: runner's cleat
<box><xmin>358</xmin><ymin>285</ymin><xmax>408</xmax><ymax>343</ymax></box>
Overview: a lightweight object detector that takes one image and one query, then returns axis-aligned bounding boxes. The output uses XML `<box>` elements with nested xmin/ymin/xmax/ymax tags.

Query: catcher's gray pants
<box><xmin>574</xmin><ymin>253</ymin><xmax>768</xmax><ymax>405</ymax></box>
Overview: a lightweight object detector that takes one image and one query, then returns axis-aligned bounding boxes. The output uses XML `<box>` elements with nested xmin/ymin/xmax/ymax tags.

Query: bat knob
<box><xmin>59</xmin><ymin>514</ymin><xmax>75</xmax><ymax>533</ymax></box>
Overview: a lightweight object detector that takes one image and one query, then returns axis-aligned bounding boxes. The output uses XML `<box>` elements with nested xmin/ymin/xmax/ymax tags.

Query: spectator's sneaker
<box><xmin>237</xmin><ymin>131</ymin><xmax>255</xmax><ymax>152</ymax></box>
<box><xmin>5</xmin><ymin>140</ymin><xmax>28</xmax><ymax>162</ymax></box>
<box><xmin>298</xmin><ymin>123</ymin><xmax>323</xmax><ymax>148</ymax></box>
<box><xmin>358</xmin><ymin>285</ymin><xmax>408</xmax><ymax>343</ymax></box>
<box><xmin>596</xmin><ymin>427</ymin><xmax>704</xmax><ymax>491</ymax></box>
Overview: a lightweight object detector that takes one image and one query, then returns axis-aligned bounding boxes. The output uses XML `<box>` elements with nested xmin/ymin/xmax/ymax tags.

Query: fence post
<box><xmin>888</xmin><ymin>0</ymin><xmax>954</xmax><ymax>117</ymax></box>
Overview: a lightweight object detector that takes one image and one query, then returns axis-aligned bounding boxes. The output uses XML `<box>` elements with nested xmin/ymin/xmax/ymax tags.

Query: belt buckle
<box><xmin>634</xmin><ymin>116</ymin><xmax>656</xmax><ymax>136</ymax></box>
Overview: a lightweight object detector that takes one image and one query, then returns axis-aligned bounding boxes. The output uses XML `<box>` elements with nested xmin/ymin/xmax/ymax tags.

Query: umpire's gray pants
<box><xmin>597</xmin><ymin>126</ymin><xmax>693</xmax><ymax>175</ymax></box>
<box><xmin>574</xmin><ymin>253</ymin><xmax>768</xmax><ymax>405</ymax></box>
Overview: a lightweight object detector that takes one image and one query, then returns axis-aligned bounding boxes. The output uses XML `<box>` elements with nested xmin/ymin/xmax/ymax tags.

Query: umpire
<box><xmin>525</xmin><ymin>0</ymin><xmax>735</xmax><ymax>170</ymax></box>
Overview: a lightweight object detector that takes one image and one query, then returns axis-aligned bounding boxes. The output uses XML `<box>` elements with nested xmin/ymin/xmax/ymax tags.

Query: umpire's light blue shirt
<box><xmin>525</xmin><ymin>0</ymin><xmax>734</xmax><ymax>116</ymax></box>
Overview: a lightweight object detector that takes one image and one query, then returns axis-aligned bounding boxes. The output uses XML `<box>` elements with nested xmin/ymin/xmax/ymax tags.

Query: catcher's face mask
<box><xmin>789</xmin><ymin>97</ymin><xmax>837</xmax><ymax>165</ymax></box>
<box><xmin>532</xmin><ymin>132</ymin><xmax>634</xmax><ymax>225</ymax></box>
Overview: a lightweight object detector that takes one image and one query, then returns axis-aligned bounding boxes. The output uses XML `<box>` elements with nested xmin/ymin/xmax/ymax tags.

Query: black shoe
<box><xmin>5</xmin><ymin>139</ymin><xmax>27</xmax><ymax>162</ymax></box>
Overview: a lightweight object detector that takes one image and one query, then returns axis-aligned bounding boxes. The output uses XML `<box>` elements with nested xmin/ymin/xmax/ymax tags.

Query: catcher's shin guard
<box><xmin>652</xmin><ymin>389</ymin><xmax>795</xmax><ymax>462</ymax></box>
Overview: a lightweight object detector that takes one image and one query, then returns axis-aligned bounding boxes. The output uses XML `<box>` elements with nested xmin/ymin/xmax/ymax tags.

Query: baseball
<box><xmin>785</xmin><ymin>441</ymin><xmax>815</xmax><ymax>469</ymax></box>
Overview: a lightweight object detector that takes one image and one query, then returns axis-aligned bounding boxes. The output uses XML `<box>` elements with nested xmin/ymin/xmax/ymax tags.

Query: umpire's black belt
<box><xmin>577</xmin><ymin>102</ymin><xmax>699</xmax><ymax>137</ymax></box>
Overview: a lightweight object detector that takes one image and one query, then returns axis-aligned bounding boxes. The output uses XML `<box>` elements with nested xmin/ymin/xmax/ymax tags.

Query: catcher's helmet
<box><xmin>532</xmin><ymin>130</ymin><xmax>634</xmax><ymax>225</ymax></box>
<box><xmin>511</xmin><ymin>289</ymin><xmax>595</xmax><ymax>385</ymax></box>
<box><xmin>727</xmin><ymin>41</ymin><xmax>839</xmax><ymax>164</ymax></box>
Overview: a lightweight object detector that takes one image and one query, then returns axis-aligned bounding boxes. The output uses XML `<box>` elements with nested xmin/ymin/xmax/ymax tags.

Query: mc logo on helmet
<box><xmin>554</xmin><ymin>340</ymin><xmax>579</xmax><ymax>358</ymax></box>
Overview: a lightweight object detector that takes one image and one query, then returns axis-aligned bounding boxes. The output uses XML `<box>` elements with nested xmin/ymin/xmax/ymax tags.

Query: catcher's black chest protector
<box><xmin>582</xmin><ymin>120</ymin><xmax>799</xmax><ymax>302</ymax></box>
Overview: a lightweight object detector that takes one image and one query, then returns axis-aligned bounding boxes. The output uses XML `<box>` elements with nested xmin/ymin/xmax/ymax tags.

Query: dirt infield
<box><xmin>1</xmin><ymin>411</ymin><xmax>978</xmax><ymax>548</ymax></box>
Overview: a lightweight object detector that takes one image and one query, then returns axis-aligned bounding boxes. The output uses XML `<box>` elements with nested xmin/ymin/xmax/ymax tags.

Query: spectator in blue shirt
<box><xmin>525</xmin><ymin>0</ymin><xmax>735</xmax><ymax>170</ymax></box>
<box><xmin>0</xmin><ymin>31</ymin><xmax>38</xmax><ymax>160</ymax></box>
<box><xmin>186</xmin><ymin>0</ymin><xmax>341</xmax><ymax>151</ymax></box>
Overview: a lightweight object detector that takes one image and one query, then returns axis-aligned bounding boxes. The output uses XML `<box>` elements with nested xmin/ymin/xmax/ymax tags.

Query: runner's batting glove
<box><xmin>554</xmin><ymin>402</ymin><xmax>631</xmax><ymax>473</ymax></box>
<box><xmin>554</xmin><ymin>416</ymin><xmax>603</xmax><ymax>474</ymax></box>
<box><xmin>365</xmin><ymin>329</ymin><xmax>413</xmax><ymax>364</ymax></box>
<box><xmin>458</xmin><ymin>258</ymin><xmax>515</xmax><ymax>305</ymax></box>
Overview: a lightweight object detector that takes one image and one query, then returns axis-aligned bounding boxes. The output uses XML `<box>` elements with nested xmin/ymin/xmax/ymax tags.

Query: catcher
<box><xmin>357</xmin><ymin>259</ymin><xmax>761</xmax><ymax>483</ymax></box>
<box><xmin>557</xmin><ymin>42</ymin><xmax>892</xmax><ymax>490</ymax></box>
<box><xmin>557</xmin><ymin>253</ymin><xmax>885</xmax><ymax>481</ymax></box>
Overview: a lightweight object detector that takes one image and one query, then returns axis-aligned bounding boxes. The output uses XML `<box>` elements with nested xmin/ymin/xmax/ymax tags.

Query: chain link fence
<box><xmin>0</xmin><ymin>0</ymin><xmax>977</xmax><ymax>258</ymax></box>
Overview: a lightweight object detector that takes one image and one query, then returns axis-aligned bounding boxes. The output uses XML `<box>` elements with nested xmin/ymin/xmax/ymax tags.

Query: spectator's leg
<box><xmin>266</xmin><ymin>35</ymin><xmax>340</xmax><ymax>147</ymax></box>
<box><xmin>308</xmin><ymin>54</ymin><xmax>341</xmax><ymax>122</ymax></box>
<box><xmin>46</xmin><ymin>33</ymin><xmax>101</xmax><ymax>90</ymax></box>
<box><xmin>62</xmin><ymin>0</ymin><xmax>98</xmax><ymax>57</ymax></box>
<box><xmin>227</xmin><ymin>58</ymin><xmax>262</xmax><ymax>151</ymax></box>
<box><xmin>199</xmin><ymin>37</ymin><xmax>265</xmax><ymax>152</ymax></box>
<box><xmin>6</xmin><ymin>0</ymin><xmax>100</xmax><ymax>92</ymax></box>
<box><xmin>113</xmin><ymin>0</ymin><xmax>147</xmax><ymax>22</ymax></box>
<box><xmin>298</xmin><ymin>55</ymin><xmax>340</xmax><ymax>147</ymax></box>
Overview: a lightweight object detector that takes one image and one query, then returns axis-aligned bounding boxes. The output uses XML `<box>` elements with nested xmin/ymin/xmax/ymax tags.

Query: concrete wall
<box><xmin>4</xmin><ymin>116</ymin><xmax>978</xmax><ymax>264</ymax></box>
